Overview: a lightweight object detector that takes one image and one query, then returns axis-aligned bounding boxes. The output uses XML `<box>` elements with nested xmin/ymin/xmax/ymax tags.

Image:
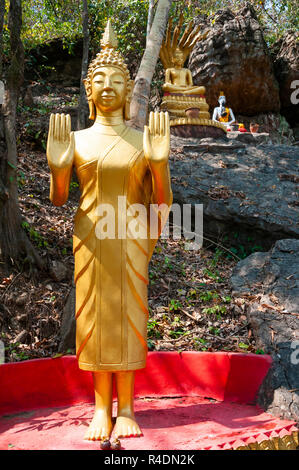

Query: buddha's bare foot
<box><xmin>114</xmin><ymin>416</ymin><xmax>142</xmax><ymax>438</ymax></box>
<box><xmin>84</xmin><ymin>409</ymin><xmax>112</xmax><ymax>441</ymax></box>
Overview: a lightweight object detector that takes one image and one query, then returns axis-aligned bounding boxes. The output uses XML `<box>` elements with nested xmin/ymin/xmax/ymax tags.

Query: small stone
<box><xmin>111</xmin><ymin>439</ymin><xmax>121</xmax><ymax>450</ymax></box>
<box><xmin>100</xmin><ymin>438</ymin><xmax>111</xmax><ymax>450</ymax></box>
<box><xmin>49</xmin><ymin>261</ymin><xmax>68</xmax><ymax>282</ymax></box>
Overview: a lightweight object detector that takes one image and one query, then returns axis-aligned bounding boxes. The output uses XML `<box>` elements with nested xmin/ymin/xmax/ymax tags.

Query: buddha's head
<box><xmin>173</xmin><ymin>48</ymin><xmax>184</xmax><ymax>68</ymax></box>
<box><xmin>218</xmin><ymin>92</ymin><xmax>226</xmax><ymax>107</ymax></box>
<box><xmin>84</xmin><ymin>21</ymin><xmax>133</xmax><ymax>120</ymax></box>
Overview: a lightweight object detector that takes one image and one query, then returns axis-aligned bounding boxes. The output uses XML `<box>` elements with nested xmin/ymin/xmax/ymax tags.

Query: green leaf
<box><xmin>51</xmin><ymin>353</ymin><xmax>63</xmax><ymax>359</ymax></box>
<box><xmin>7</xmin><ymin>161</ymin><xmax>16</xmax><ymax>170</ymax></box>
<box><xmin>255</xmin><ymin>349</ymin><xmax>265</xmax><ymax>355</ymax></box>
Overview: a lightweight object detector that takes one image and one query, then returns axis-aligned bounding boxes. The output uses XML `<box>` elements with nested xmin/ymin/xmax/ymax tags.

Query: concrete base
<box><xmin>0</xmin><ymin>397</ymin><xmax>297</xmax><ymax>450</ymax></box>
<box><xmin>0</xmin><ymin>353</ymin><xmax>297</xmax><ymax>450</ymax></box>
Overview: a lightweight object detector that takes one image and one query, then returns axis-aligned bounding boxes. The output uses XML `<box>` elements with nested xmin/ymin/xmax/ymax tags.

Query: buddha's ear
<box><xmin>83</xmin><ymin>78</ymin><xmax>91</xmax><ymax>97</ymax></box>
<box><xmin>83</xmin><ymin>78</ymin><xmax>96</xmax><ymax>121</ymax></box>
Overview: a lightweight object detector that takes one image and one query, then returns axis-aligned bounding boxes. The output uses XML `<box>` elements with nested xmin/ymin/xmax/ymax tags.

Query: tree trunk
<box><xmin>129</xmin><ymin>0</ymin><xmax>172</xmax><ymax>130</ymax></box>
<box><xmin>0</xmin><ymin>0</ymin><xmax>5</xmax><ymax>77</ymax></box>
<box><xmin>146</xmin><ymin>0</ymin><xmax>155</xmax><ymax>45</ymax></box>
<box><xmin>77</xmin><ymin>0</ymin><xmax>89</xmax><ymax>130</ymax></box>
<box><xmin>0</xmin><ymin>0</ymin><xmax>43</xmax><ymax>268</ymax></box>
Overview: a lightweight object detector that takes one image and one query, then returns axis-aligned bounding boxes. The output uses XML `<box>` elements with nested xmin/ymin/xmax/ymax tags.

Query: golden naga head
<box><xmin>160</xmin><ymin>13</ymin><xmax>209</xmax><ymax>70</ymax></box>
<box><xmin>84</xmin><ymin>20</ymin><xmax>133</xmax><ymax>120</ymax></box>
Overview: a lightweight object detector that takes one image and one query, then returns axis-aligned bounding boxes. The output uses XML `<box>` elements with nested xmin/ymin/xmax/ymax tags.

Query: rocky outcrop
<box><xmin>189</xmin><ymin>4</ymin><xmax>280</xmax><ymax>115</ymax></box>
<box><xmin>230</xmin><ymin>239</ymin><xmax>299</xmax><ymax>422</ymax></box>
<box><xmin>170</xmin><ymin>135</ymin><xmax>299</xmax><ymax>250</ymax></box>
<box><xmin>272</xmin><ymin>31</ymin><xmax>299</xmax><ymax>129</ymax></box>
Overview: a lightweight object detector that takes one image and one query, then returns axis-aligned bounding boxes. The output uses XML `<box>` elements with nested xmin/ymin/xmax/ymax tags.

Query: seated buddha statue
<box><xmin>160</xmin><ymin>15</ymin><xmax>210</xmax><ymax>120</ymax></box>
<box><xmin>163</xmin><ymin>48</ymin><xmax>206</xmax><ymax>96</ymax></box>
<box><xmin>212</xmin><ymin>92</ymin><xmax>236</xmax><ymax>128</ymax></box>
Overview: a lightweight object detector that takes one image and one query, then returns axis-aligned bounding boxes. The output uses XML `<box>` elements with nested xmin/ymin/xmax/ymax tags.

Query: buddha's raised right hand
<box><xmin>47</xmin><ymin>113</ymin><xmax>75</xmax><ymax>169</ymax></box>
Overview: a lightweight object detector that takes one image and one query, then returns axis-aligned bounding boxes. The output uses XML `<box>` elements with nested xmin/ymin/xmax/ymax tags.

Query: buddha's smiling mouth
<box><xmin>102</xmin><ymin>93</ymin><xmax>116</xmax><ymax>98</ymax></box>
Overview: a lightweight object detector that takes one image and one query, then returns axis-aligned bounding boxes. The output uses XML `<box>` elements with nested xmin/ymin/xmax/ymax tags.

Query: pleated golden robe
<box><xmin>73</xmin><ymin>126</ymin><xmax>162</xmax><ymax>371</ymax></box>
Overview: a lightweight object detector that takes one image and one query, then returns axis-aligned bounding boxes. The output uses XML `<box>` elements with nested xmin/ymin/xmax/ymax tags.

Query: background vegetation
<box><xmin>2</xmin><ymin>0</ymin><xmax>298</xmax><ymax>62</ymax></box>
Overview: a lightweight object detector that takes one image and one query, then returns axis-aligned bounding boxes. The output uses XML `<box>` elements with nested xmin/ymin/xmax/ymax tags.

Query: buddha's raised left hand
<box><xmin>143</xmin><ymin>111</ymin><xmax>170</xmax><ymax>167</ymax></box>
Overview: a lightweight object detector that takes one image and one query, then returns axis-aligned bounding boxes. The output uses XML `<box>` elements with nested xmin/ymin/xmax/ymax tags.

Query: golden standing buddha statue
<box><xmin>160</xmin><ymin>15</ymin><xmax>210</xmax><ymax>123</ymax></box>
<box><xmin>46</xmin><ymin>21</ymin><xmax>172</xmax><ymax>440</ymax></box>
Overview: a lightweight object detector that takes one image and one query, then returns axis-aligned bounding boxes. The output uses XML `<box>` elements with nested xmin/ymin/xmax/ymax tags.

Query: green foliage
<box><xmin>147</xmin><ymin>318</ymin><xmax>162</xmax><ymax>339</ymax></box>
<box><xmin>22</xmin><ymin>0</ymin><xmax>82</xmax><ymax>50</ymax></box>
<box><xmin>199</xmin><ymin>290</ymin><xmax>218</xmax><ymax>302</ymax></box>
<box><xmin>21</xmin><ymin>221</ymin><xmax>49</xmax><ymax>248</ymax></box>
<box><xmin>163</xmin><ymin>255</ymin><xmax>173</xmax><ymax>270</ymax></box>
<box><xmin>5</xmin><ymin>342</ymin><xmax>30</xmax><ymax>361</ymax></box>
<box><xmin>147</xmin><ymin>338</ymin><xmax>155</xmax><ymax>350</ymax></box>
<box><xmin>203</xmin><ymin>305</ymin><xmax>227</xmax><ymax>317</ymax></box>
<box><xmin>238</xmin><ymin>342</ymin><xmax>249</xmax><ymax>350</ymax></box>
<box><xmin>169</xmin><ymin>299</ymin><xmax>182</xmax><ymax>312</ymax></box>
<box><xmin>17</xmin><ymin>170</ymin><xmax>26</xmax><ymax>187</ymax></box>
<box><xmin>1</xmin><ymin>0</ymin><xmax>296</xmax><ymax>62</ymax></box>
<box><xmin>209</xmin><ymin>326</ymin><xmax>220</xmax><ymax>335</ymax></box>
<box><xmin>173</xmin><ymin>0</ymin><xmax>299</xmax><ymax>44</ymax></box>
<box><xmin>169</xmin><ymin>328</ymin><xmax>186</xmax><ymax>338</ymax></box>
<box><xmin>255</xmin><ymin>348</ymin><xmax>265</xmax><ymax>354</ymax></box>
<box><xmin>194</xmin><ymin>337</ymin><xmax>208</xmax><ymax>351</ymax></box>
<box><xmin>69</xmin><ymin>180</ymin><xmax>79</xmax><ymax>192</ymax></box>
<box><xmin>203</xmin><ymin>267</ymin><xmax>223</xmax><ymax>283</ymax></box>
<box><xmin>88</xmin><ymin>0</ymin><xmax>148</xmax><ymax>73</ymax></box>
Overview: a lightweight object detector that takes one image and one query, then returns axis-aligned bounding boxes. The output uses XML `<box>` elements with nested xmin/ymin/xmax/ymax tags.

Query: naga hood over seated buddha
<box><xmin>159</xmin><ymin>14</ymin><xmax>209</xmax><ymax>121</ymax></box>
<box><xmin>160</xmin><ymin>15</ymin><xmax>207</xmax><ymax>96</ymax></box>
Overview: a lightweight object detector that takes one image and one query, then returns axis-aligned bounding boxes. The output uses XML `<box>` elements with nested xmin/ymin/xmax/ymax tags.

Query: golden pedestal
<box><xmin>161</xmin><ymin>94</ymin><xmax>227</xmax><ymax>138</ymax></box>
<box><xmin>161</xmin><ymin>93</ymin><xmax>210</xmax><ymax>120</ymax></box>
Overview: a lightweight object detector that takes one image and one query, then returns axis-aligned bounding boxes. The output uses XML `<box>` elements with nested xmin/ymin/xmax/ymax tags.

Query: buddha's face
<box><xmin>91</xmin><ymin>66</ymin><xmax>127</xmax><ymax>113</ymax></box>
<box><xmin>219</xmin><ymin>96</ymin><xmax>226</xmax><ymax>106</ymax></box>
<box><xmin>173</xmin><ymin>49</ymin><xmax>184</xmax><ymax>67</ymax></box>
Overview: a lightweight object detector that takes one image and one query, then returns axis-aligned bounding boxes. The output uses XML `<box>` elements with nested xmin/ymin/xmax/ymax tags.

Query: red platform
<box><xmin>0</xmin><ymin>352</ymin><xmax>297</xmax><ymax>450</ymax></box>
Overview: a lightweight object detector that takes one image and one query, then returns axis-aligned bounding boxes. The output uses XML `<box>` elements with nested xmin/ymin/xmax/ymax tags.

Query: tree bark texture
<box><xmin>0</xmin><ymin>0</ymin><xmax>43</xmax><ymax>267</ymax></box>
<box><xmin>77</xmin><ymin>0</ymin><xmax>90</xmax><ymax>130</ymax></box>
<box><xmin>146</xmin><ymin>0</ymin><xmax>155</xmax><ymax>45</ymax></box>
<box><xmin>129</xmin><ymin>0</ymin><xmax>172</xmax><ymax>130</ymax></box>
<box><xmin>0</xmin><ymin>0</ymin><xmax>5</xmax><ymax>77</ymax></box>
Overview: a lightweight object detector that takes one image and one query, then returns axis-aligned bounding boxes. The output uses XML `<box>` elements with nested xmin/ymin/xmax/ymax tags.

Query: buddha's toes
<box><xmin>84</xmin><ymin>409</ymin><xmax>113</xmax><ymax>440</ymax></box>
<box><xmin>114</xmin><ymin>416</ymin><xmax>142</xmax><ymax>438</ymax></box>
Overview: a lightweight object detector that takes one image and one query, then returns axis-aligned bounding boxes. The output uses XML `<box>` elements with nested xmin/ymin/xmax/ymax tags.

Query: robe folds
<box><xmin>71</xmin><ymin>126</ymin><xmax>169</xmax><ymax>371</ymax></box>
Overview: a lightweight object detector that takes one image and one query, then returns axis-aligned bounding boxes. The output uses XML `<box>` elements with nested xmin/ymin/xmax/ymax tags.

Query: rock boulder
<box><xmin>230</xmin><ymin>239</ymin><xmax>299</xmax><ymax>422</ymax></box>
<box><xmin>271</xmin><ymin>31</ymin><xmax>299</xmax><ymax>129</ymax></box>
<box><xmin>170</xmin><ymin>135</ymin><xmax>299</xmax><ymax>250</ymax></box>
<box><xmin>189</xmin><ymin>4</ymin><xmax>280</xmax><ymax>115</ymax></box>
